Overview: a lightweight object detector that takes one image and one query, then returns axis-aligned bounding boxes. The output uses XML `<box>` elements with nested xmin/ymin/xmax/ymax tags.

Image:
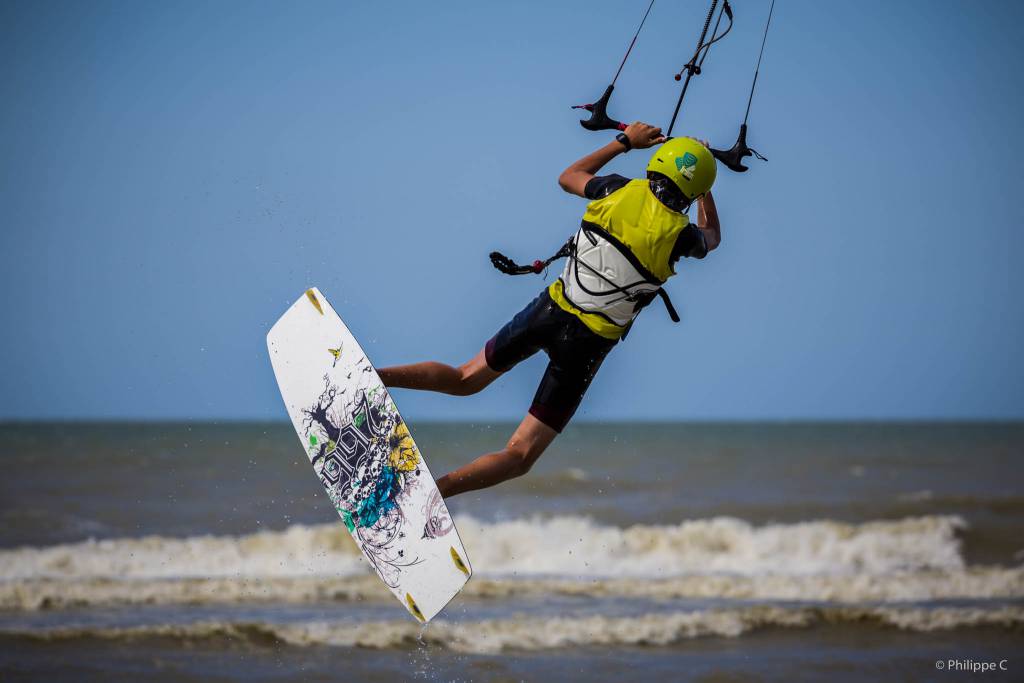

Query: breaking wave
<box><xmin>2</xmin><ymin>514</ymin><xmax>1020</xmax><ymax>610</ymax></box>
<box><xmin>0</xmin><ymin>513</ymin><xmax>970</xmax><ymax>580</ymax></box>
<box><xmin>4</xmin><ymin>606</ymin><xmax>1023</xmax><ymax>653</ymax></box>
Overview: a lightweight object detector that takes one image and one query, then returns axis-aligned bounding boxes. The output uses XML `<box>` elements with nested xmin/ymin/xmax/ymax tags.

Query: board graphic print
<box><xmin>267</xmin><ymin>288</ymin><xmax>472</xmax><ymax>622</ymax></box>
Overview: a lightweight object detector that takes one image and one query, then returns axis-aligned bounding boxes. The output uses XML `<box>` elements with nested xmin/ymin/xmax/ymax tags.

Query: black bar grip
<box><xmin>709</xmin><ymin>124</ymin><xmax>767</xmax><ymax>173</ymax></box>
<box><xmin>573</xmin><ymin>84</ymin><xmax>627</xmax><ymax>132</ymax></box>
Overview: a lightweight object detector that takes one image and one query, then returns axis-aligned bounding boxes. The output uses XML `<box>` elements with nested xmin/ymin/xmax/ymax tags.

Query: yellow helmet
<box><xmin>646</xmin><ymin>137</ymin><xmax>717</xmax><ymax>200</ymax></box>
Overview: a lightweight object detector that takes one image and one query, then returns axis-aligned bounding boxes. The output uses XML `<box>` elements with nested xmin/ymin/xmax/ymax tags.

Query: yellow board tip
<box><xmin>450</xmin><ymin>546</ymin><xmax>471</xmax><ymax>577</ymax></box>
<box><xmin>405</xmin><ymin>593</ymin><xmax>426</xmax><ymax>622</ymax></box>
<box><xmin>305</xmin><ymin>289</ymin><xmax>324</xmax><ymax>315</ymax></box>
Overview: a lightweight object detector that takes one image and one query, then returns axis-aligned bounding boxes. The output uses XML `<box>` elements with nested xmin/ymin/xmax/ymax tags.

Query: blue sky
<box><xmin>1</xmin><ymin>0</ymin><xmax>1022</xmax><ymax>421</ymax></box>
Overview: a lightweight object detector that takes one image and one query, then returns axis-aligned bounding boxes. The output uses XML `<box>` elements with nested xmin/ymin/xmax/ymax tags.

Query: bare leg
<box><xmin>378</xmin><ymin>348</ymin><xmax>501</xmax><ymax>397</ymax></box>
<box><xmin>437</xmin><ymin>414</ymin><xmax>558</xmax><ymax>498</ymax></box>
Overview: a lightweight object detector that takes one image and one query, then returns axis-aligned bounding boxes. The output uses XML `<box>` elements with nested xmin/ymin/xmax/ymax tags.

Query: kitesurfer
<box><xmin>378</xmin><ymin>123</ymin><xmax>720</xmax><ymax>498</ymax></box>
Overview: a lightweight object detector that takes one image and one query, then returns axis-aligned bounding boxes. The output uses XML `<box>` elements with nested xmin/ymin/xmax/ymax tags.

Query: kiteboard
<box><xmin>267</xmin><ymin>287</ymin><xmax>471</xmax><ymax>622</ymax></box>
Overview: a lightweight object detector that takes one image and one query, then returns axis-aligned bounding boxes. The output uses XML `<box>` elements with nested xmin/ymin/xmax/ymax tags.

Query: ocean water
<box><xmin>0</xmin><ymin>421</ymin><xmax>1022</xmax><ymax>682</ymax></box>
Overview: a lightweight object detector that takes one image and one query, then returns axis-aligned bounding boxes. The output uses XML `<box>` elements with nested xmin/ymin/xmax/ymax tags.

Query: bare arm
<box><xmin>696</xmin><ymin>190</ymin><xmax>721</xmax><ymax>252</ymax></box>
<box><xmin>557</xmin><ymin>122</ymin><xmax>666</xmax><ymax>197</ymax></box>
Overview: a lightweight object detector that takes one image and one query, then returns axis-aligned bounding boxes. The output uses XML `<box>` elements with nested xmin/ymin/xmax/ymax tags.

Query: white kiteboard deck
<box><xmin>267</xmin><ymin>287</ymin><xmax>471</xmax><ymax>622</ymax></box>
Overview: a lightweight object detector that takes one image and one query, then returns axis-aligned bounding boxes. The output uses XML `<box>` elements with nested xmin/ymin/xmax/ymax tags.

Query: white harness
<box><xmin>559</xmin><ymin>224</ymin><xmax>670</xmax><ymax>327</ymax></box>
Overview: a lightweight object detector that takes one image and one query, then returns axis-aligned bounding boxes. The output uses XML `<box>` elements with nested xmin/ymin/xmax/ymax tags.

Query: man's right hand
<box><xmin>624</xmin><ymin>122</ymin><xmax>666</xmax><ymax>150</ymax></box>
<box><xmin>558</xmin><ymin>121</ymin><xmax>665</xmax><ymax>197</ymax></box>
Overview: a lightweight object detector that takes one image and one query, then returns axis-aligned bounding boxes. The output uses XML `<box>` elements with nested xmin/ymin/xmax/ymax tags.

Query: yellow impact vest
<box><xmin>549</xmin><ymin>179</ymin><xmax>689</xmax><ymax>339</ymax></box>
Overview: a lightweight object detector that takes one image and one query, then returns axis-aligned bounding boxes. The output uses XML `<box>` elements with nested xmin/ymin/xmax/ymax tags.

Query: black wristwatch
<box><xmin>615</xmin><ymin>132</ymin><xmax>632</xmax><ymax>151</ymax></box>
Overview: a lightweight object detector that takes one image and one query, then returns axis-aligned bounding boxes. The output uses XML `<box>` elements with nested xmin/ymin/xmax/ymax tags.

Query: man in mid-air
<box><xmin>378</xmin><ymin>122</ymin><xmax>721</xmax><ymax>498</ymax></box>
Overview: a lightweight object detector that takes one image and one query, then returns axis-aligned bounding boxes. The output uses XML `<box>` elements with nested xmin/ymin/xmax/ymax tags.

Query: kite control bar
<box><xmin>572</xmin><ymin>87</ymin><xmax>768</xmax><ymax>174</ymax></box>
<box><xmin>572</xmin><ymin>84</ymin><xmax>628</xmax><ymax>132</ymax></box>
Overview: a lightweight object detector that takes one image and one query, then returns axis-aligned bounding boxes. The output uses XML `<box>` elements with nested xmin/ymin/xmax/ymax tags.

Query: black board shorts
<box><xmin>485</xmin><ymin>289</ymin><xmax>617</xmax><ymax>432</ymax></box>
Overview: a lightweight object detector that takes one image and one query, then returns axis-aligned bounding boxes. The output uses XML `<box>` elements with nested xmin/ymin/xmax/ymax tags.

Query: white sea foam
<box><xmin>456</xmin><ymin>514</ymin><xmax>968</xmax><ymax>577</ymax></box>
<box><xmin>4</xmin><ymin>605</ymin><xmax>1022</xmax><ymax>653</ymax></box>
<box><xmin>1</xmin><ymin>514</ymin><xmax>1012</xmax><ymax>611</ymax></box>
<box><xmin>0</xmin><ymin>514</ymin><xmax>968</xmax><ymax>581</ymax></box>
<box><xmin>0</xmin><ymin>523</ymin><xmax>365</xmax><ymax>581</ymax></box>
